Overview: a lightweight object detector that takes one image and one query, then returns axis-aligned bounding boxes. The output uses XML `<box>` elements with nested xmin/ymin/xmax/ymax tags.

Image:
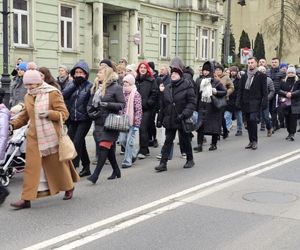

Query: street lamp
<box><xmin>0</xmin><ymin>0</ymin><xmax>11</xmax><ymax>106</ymax></box>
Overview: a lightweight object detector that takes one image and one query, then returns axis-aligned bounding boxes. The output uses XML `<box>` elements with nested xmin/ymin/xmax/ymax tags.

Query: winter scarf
<box><xmin>92</xmin><ymin>84</ymin><xmax>103</xmax><ymax>108</ymax></box>
<box><xmin>245</xmin><ymin>68</ymin><xmax>258</xmax><ymax>90</ymax></box>
<box><xmin>29</xmin><ymin>82</ymin><xmax>60</xmax><ymax>157</ymax></box>
<box><xmin>200</xmin><ymin>78</ymin><xmax>212</xmax><ymax>103</ymax></box>
<box><xmin>123</xmin><ymin>84</ymin><xmax>137</xmax><ymax>126</ymax></box>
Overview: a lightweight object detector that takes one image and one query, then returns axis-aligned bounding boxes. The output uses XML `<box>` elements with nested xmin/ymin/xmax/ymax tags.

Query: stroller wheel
<box><xmin>0</xmin><ymin>175</ymin><xmax>9</xmax><ymax>186</ymax></box>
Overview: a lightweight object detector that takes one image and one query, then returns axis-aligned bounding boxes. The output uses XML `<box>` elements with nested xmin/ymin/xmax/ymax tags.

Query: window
<box><xmin>195</xmin><ymin>27</ymin><xmax>216</xmax><ymax>60</ymax></box>
<box><xmin>13</xmin><ymin>0</ymin><xmax>29</xmax><ymax>46</ymax></box>
<box><xmin>201</xmin><ymin>29</ymin><xmax>209</xmax><ymax>60</ymax></box>
<box><xmin>160</xmin><ymin>23</ymin><xmax>168</xmax><ymax>58</ymax></box>
<box><xmin>211</xmin><ymin>30</ymin><xmax>215</xmax><ymax>60</ymax></box>
<box><xmin>137</xmin><ymin>18</ymin><xmax>143</xmax><ymax>56</ymax></box>
<box><xmin>195</xmin><ymin>28</ymin><xmax>200</xmax><ymax>59</ymax></box>
<box><xmin>60</xmin><ymin>6</ymin><xmax>74</xmax><ymax>50</ymax></box>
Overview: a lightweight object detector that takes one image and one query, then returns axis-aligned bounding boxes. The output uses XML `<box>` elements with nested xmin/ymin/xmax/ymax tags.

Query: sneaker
<box><xmin>193</xmin><ymin>145</ymin><xmax>202</xmax><ymax>152</ymax></box>
<box><xmin>122</xmin><ymin>164</ymin><xmax>132</xmax><ymax>169</ymax></box>
<box><xmin>209</xmin><ymin>144</ymin><xmax>217</xmax><ymax>151</ymax></box>
<box><xmin>181</xmin><ymin>153</ymin><xmax>187</xmax><ymax>159</ymax></box>
<box><xmin>156</xmin><ymin>153</ymin><xmax>162</xmax><ymax>160</ymax></box>
<box><xmin>138</xmin><ymin>153</ymin><xmax>146</xmax><ymax>159</ymax></box>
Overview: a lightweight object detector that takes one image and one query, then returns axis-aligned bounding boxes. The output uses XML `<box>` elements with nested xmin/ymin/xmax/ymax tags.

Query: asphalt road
<box><xmin>1</xmin><ymin>127</ymin><xmax>300</xmax><ymax>250</ymax></box>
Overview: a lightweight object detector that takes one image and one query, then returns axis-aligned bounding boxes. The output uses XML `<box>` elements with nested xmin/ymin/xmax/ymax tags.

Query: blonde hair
<box><xmin>91</xmin><ymin>65</ymin><xmax>118</xmax><ymax>96</ymax></box>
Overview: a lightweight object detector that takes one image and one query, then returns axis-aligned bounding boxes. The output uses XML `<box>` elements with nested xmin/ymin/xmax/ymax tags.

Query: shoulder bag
<box><xmin>58</xmin><ymin>114</ymin><xmax>77</xmax><ymax>162</ymax></box>
<box><xmin>173</xmin><ymin>103</ymin><xmax>198</xmax><ymax>133</ymax></box>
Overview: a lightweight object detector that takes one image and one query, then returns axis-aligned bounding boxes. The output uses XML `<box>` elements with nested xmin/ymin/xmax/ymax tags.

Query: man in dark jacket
<box><xmin>267</xmin><ymin>57</ymin><xmax>286</xmax><ymax>130</ymax></box>
<box><xmin>155</xmin><ymin>57</ymin><xmax>196</xmax><ymax>172</ymax></box>
<box><xmin>237</xmin><ymin>57</ymin><xmax>268</xmax><ymax>150</ymax></box>
<box><xmin>63</xmin><ymin>60</ymin><xmax>92</xmax><ymax>177</ymax></box>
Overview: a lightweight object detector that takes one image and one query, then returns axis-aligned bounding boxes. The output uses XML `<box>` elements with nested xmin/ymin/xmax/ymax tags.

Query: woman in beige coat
<box><xmin>10</xmin><ymin>69</ymin><xmax>79</xmax><ymax>209</ymax></box>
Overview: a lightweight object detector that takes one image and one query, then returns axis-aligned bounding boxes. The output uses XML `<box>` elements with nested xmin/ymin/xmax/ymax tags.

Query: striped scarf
<box><xmin>29</xmin><ymin>82</ymin><xmax>60</xmax><ymax>157</ymax></box>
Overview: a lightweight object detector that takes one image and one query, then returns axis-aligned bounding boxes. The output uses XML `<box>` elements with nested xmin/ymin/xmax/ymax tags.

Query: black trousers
<box><xmin>244</xmin><ymin>112</ymin><xmax>259</xmax><ymax>143</ymax></box>
<box><xmin>148</xmin><ymin>110</ymin><xmax>157</xmax><ymax>141</ymax></box>
<box><xmin>197</xmin><ymin>125</ymin><xmax>218</xmax><ymax>146</ymax></box>
<box><xmin>68</xmin><ymin>120</ymin><xmax>92</xmax><ymax>169</ymax></box>
<box><xmin>270</xmin><ymin>97</ymin><xmax>279</xmax><ymax>129</ymax></box>
<box><xmin>161</xmin><ymin>128</ymin><xmax>193</xmax><ymax>164</ymax></box>
<box><xmin>139</xmin><ymin>110</ymin><xmax>152</xmax><ymax>155</ymax></box>
<box><xmin>284</xmin><ymin>108</ymin><xmax>298</xmax><ymax>135</ymax></box>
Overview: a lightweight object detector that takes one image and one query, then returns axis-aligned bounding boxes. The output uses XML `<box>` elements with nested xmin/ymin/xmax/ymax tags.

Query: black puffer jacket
<box><xmin>136</xmin><ymin>75</ymin><xmax>158</xmax><ymax>112</ymax></box>
<box><xmin>63</xmin><ymin>61</ymin><xmax>92</xmax><ymax>121</ymax></box>
<box><xmin>267</xmin><ymin>67</ymin><xmax>286</xmax><ymax>93</ymax></box>
<box><xmin>87</xmin><ymin>80</ymin><xmax>125</xmax><ymax>142</ymax></box>
<box><xmin>158</xmin><ymin>78</ymin><xmax>196</xmax><ymax>130</ymax></box>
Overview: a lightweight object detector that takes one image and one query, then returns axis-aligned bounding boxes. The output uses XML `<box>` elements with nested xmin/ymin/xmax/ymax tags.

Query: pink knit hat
<box><xmin>23</xmin><ymin>69</ymin><xmax>42</xmax><ymax>85</ymax></box>
<box><xmin>123</xmin><ymin>74</ymin><xmax>136</xmax><ymax>85</ymax></box>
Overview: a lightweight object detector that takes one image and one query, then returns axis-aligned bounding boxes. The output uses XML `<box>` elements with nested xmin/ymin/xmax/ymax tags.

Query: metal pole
<box><xmin>224</xmin><ymin>0</ymin><xmax>231</xmax><ymax>65</ymax></box>
<box><xmin>175</xmin><ymin>0</ymin><xmax>179</xmax><ymax>56</ymax></box>
<box><xmin>1</xmin><ymin>0</ymin><xmax>11</xmax><ymax>106</ymax></box>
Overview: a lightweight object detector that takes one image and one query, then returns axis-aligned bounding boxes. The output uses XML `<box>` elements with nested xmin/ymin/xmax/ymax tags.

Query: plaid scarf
<box><xmin>28</xmin><ymin>82</ymin><xmax>60</xmax><ymax>157</ymax></box>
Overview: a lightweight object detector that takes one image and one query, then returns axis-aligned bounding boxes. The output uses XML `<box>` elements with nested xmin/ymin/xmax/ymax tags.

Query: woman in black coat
<box><xmin>194</xmin><ymin>61</ymin><xmax>227</xmax><ymax>152</ymax></box>
<box><xmin>87</xmin><ymin>65</ymin><xmax>125</xmax><ymax>184</ymax></box>
<box><xmin>136</xmin><ymin>62</ymin><xmax>158</xmax><ymax>159</ymax></box>
<box><xmin>278</xmin><ymin>67</ymin><xmax>300</xmax><ymax>141</ymax></box>
<box><xmin>155</xmin><ymin>57</ymin><xmax>197</xmax><ymax>172</ymax></box>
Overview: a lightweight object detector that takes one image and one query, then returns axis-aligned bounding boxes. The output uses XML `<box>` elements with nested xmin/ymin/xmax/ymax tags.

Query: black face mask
<box><xmin>74</xmin><ymin>76</ymin><xmax>85</xmax><ymax>86</ymax></box>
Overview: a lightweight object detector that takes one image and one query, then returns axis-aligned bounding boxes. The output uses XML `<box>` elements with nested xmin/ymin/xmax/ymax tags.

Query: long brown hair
<box><xmin>39</xmin><ymin>67</ymin><xmax>60</xmax><ymax>89</ymax></box>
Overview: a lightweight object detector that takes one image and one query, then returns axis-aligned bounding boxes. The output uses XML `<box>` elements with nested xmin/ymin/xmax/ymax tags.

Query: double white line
<box><xmin>23</xmin><ymin>149</ymin><xmax>300</xmax><ymax>250</ymax></box>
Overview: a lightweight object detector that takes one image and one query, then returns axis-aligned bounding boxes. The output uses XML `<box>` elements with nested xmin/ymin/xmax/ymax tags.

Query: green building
<box><xmin>0</xmin><ymin>0</ymin><xmax>225</xmax><ymax>78</ymax></box>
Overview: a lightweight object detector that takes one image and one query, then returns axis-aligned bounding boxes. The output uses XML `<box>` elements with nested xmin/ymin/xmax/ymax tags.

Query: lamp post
<box><xmin>0</xmin><ymin>0</ymin><xmax>11</xmax><ymax>106</ymax></box>
<box><xmin>224</xmin><ymin>0</ymin><xmax>231</xmax><ymax>65</ymax></box>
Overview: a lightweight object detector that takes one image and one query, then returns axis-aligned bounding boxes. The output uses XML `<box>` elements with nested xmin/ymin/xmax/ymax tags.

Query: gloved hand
<box><xmin>100</xmin><ymin>102</ymin><xmax>108</xmax><ymax>108</ymax></box>
<box><xmin>156</xmin><ymin>120</ymin><xmax>162</xmax><ymax>128</ymax></box>
<box><xmin>175</xmin><ymin>114</ymin><xmax>184</xmax><ymax>123</ymax></box>
<box><xmin>9</xmin><ymin>124</ymin><xmax>14</xmax><ymax>136</ymax></box>
<box><xmin>38</xmin><ymin>111</ymin><xmax>49</xmax><ymax>118</ymax></box>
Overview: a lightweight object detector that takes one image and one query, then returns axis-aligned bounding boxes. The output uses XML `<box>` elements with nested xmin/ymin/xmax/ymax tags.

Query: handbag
<box><xmin>279</xmin><ymin>97</ymin><xmax>291</xmax><ymax>108</ymax></box>
<box><xmin>173</xmin><ymin>103</ymin><xmax>197</xmax><ymax>133</ymax></box>
<box><xmin>58</xmin><ymin>114</ymin><xmax>77</xmax><ymax>162</ymax></box>
<box><xmin>104</xmin><ymin>113</ymin><xmax>130</xmax><ymax>132</ymax></box>
<box><xmin>211</xmin><ymin>95</ymin><xmax>227</xmax><ymax>110</ymax></box>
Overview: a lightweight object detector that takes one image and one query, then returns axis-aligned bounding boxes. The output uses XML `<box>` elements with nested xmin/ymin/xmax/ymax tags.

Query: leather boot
<box><xmin>10</xmin><ymin>200</ymin><xmax>31</xmax><ymax>209</ymax></box>
<box><xmin>63</xmin><ymin>187</ymin><xmax>74</xmax><ymax>200</ymax></box>
<box><xmin>87</xmin><ymin>148</ymin><xmax>109</xmax><ymax>184</ymax></box>
<box><xmin>79</xmin><ymin>167</ymin><xmax>91</xmax><ymax>177</ymax></box>
<box><xmin>155</xmin><ymin>162</ymin><xmax>167</xmax><ymax>172</ymax></box>
<box><xmin>183</xmin><ymin>160</ymin><xmax>195</xmax><ymax>168</ymax></box>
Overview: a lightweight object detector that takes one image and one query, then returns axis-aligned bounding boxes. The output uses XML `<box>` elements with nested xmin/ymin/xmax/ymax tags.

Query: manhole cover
<box><xmin>242</xmin><ymin>191</ymin><xmax>298</xmax><ymax>204</ymax></box>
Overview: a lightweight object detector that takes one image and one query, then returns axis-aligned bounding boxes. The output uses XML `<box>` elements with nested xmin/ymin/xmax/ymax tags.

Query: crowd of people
<box><xmin>0</xmin><ymin>55</ymin><xmax>300</xmax><ymax>209</ymax></box>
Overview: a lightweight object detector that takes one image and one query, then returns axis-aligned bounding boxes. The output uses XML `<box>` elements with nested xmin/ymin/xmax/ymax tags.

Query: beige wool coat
<box><xmin>11</xmin><ymin>90</ymin><xmax>80</xmax><ymax>201</ymax></box>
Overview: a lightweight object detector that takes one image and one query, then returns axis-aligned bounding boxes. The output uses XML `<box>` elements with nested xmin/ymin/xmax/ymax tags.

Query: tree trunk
<box><xmin>278</xmin><ymin>0</ymin><xmax>284</xmax><ymax>59</ymax></box>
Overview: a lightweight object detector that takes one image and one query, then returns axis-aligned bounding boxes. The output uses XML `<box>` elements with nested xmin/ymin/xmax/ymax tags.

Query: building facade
<box><xmin>230</xmin><ymin>0</ymin><xmax>300</xmax><ymax>64</ymax></box>
<box><xmin>0</xmin><ymin>0</ymin><xmax>225</xmax><ymax>78</ymax></box>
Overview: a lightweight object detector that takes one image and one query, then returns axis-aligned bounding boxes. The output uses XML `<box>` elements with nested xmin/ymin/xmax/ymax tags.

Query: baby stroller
<box><xmin>0</xmin><ymin>125</ymin><xmax>27</xmax><ymax>186</ymax></box>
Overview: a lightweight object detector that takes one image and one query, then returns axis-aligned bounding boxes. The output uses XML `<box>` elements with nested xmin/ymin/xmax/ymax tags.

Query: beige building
<box><xmin>0</xmin><ymin>0</ymin><xmax>226</xmax><ymax>79</ymax></box>
<box><xmin>230</xmin><ymin>0</ymin><xmax>300</xmax><ymax>64</ymax></box>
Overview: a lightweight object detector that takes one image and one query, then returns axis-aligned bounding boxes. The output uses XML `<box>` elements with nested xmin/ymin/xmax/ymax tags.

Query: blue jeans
<box><xmin>119</xmin><ymin>126</ymin><xmax>139</xmax><ymax>166</ymax></box>
<box><xmin>224</xmin><ymin>111</ymin><xmax>233</xmax><ymax>130</ymax></box>
<box><xmin>261</xmin><ymin>107</ymin><xmax>272</xmax><ymax>130</ymax></box>
<box><xmin>235</xmin><ymin>110</ymin><xmax>243</xmax><ymax>131</ymax></box>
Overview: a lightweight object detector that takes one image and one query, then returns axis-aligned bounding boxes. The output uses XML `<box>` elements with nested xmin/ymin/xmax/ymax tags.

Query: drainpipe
<box><xmin>175</xmin><ymin>0</ymin><xmax>179</xmax><ymax>56</ymax></box>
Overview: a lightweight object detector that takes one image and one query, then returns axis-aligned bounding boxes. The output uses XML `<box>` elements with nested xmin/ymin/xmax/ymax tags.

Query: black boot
<box><xmin>193</xmin><ymin>145</ymin><xmax>203</xmax><ymax>152</ymax></box>
<box><xmin>0</xmin><ymin>186</ymin><xmax>9</xmax><ymax>205</ymax></box>
<box><xmin>183</xmin><ymin>160</ymin><xmax>195</xmax><ymax>168</ymax></box>
<box><xmin>87</xmin><ymin>148</ymin><xmax>109</xmax><ymax>184</ymax></box>
<box><xmin>79</xmin><ymin>166</ymin><xmax>91</xmax><ymax>177</ymax></box>
<box><xmin>209</xmin><ymin>144</ymin><xmax>217</xmax><ymax>151</ymax></box>
<box><xmin>155</xmin><ymin>162</ymin><xmax>167</xmax><ymax>172</ymax></box>
<box><xmin>107</xmin><ymin>167</ymin><xmax>121</xmax><ymax>180</ymax></box>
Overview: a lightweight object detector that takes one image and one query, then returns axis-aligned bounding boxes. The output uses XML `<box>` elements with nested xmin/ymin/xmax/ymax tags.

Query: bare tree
<box><xmin>263</xmin><ymin>0</ymin><xmax>300</xmax><ymax>59</ymax></box>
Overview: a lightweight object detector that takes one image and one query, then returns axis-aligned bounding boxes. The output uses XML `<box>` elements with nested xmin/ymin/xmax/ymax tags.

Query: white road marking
<box><xmin>23</xmin><ymin>149</ymin><xmax>300</xmax><ymax>250</ymax></box>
